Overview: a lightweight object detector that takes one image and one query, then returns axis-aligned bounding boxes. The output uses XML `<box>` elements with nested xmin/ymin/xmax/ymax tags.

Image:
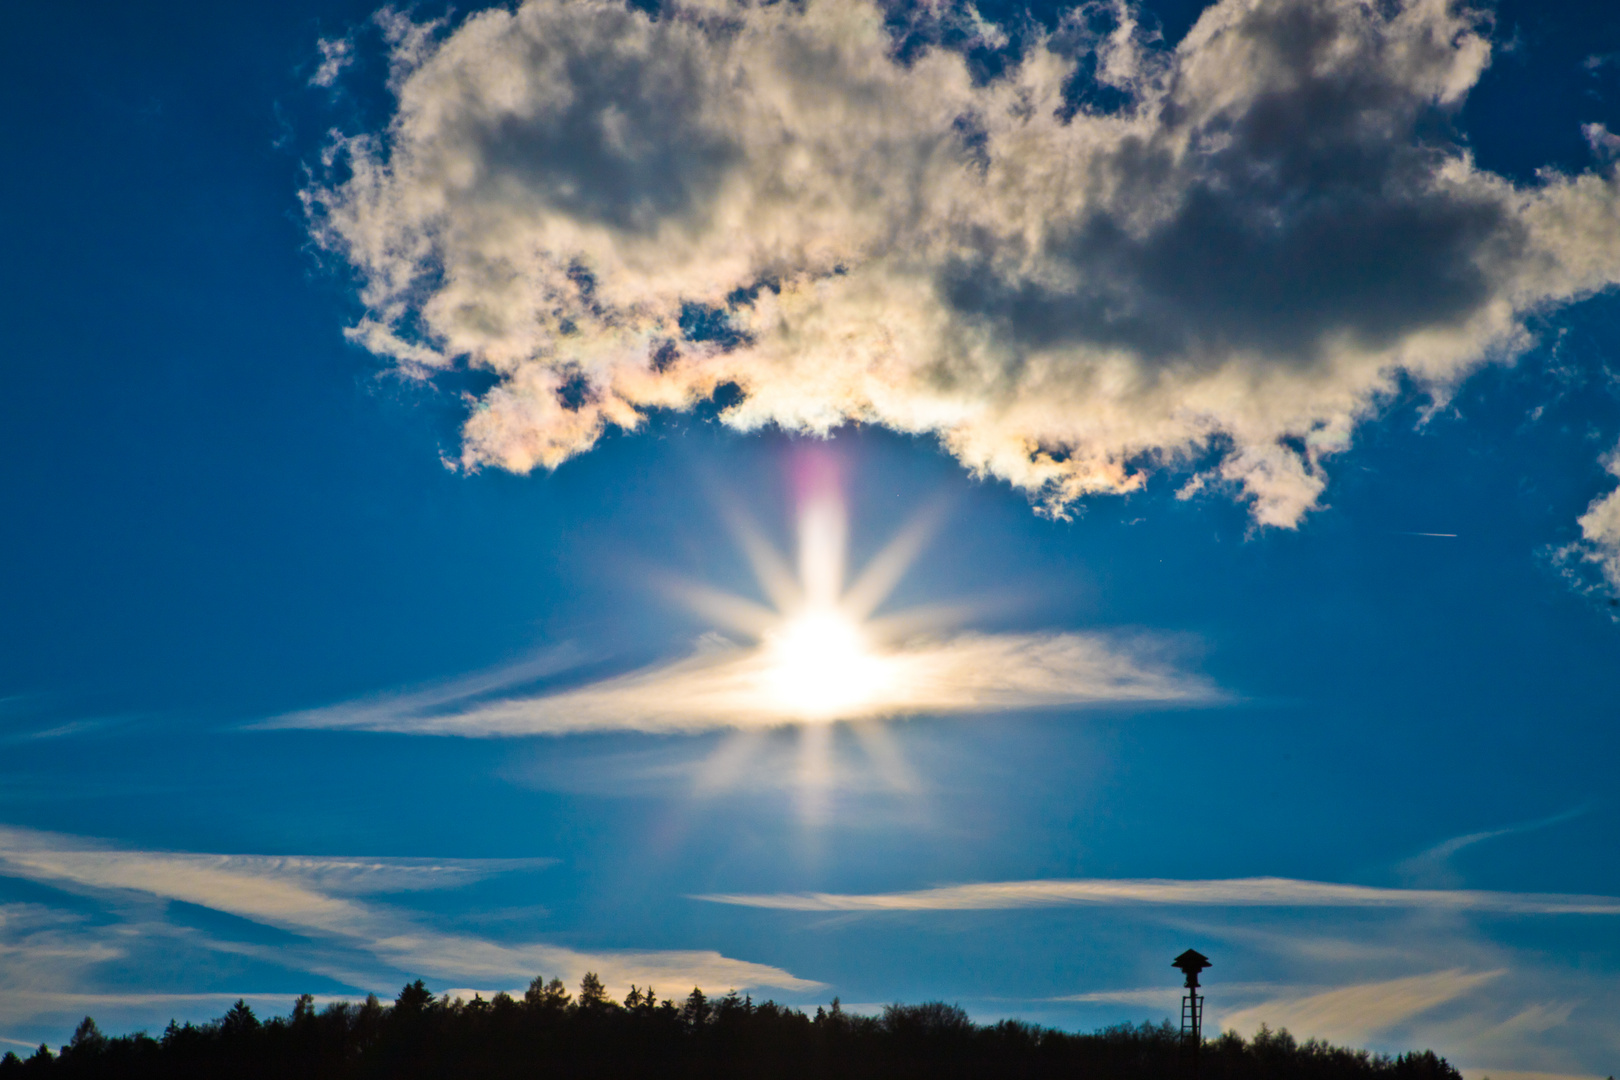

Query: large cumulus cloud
<box><xmin>307</xmin><ymin>0</ymin><xmax>1620</xmax><ymax>533</ymax></box>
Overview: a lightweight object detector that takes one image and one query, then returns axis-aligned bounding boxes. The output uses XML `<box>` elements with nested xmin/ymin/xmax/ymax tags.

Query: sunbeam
<box><xmin>267</xmin><ymin>450</ymin><xmax>1213</xmax><ymax>755</ymax></box>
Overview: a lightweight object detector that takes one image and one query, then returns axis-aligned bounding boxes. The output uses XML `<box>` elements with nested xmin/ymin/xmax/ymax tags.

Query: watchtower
<box><xmin>1172</xmin><ymin>949</ymin><xmax>1210</xmax><ymax>1076</ymax></box>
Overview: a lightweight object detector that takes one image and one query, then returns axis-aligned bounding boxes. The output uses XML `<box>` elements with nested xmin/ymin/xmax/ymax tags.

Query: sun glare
<box><xmin>688</xmin><ymin>451</ymin><xmax>934</xmax><ymax>821</ymax></box>
<box><xmin>659</xmin><ymin>448</ymin><xmax>943</xmax><ymax>817</ymax></box>
<box><xmin>761</xmin><ymin>608</ymin><xmax>891</xmax><ymax>721</ymax></box>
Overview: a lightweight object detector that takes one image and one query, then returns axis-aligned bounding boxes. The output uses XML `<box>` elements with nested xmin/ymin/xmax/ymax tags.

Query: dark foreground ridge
<box><xmin>2</xmin><ymin>975</ymin><xmax>1462</xmax><ymax>1080</ymax></box>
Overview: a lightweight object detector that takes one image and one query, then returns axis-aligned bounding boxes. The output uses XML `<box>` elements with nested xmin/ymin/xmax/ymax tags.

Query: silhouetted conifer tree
<box><xmin>0</xmin><ymin>978</ymin><xmax>1468</xmax><ymax>1080</ymax></box>
<box><xmin>577</xmin><ymin>973</ymin><xmax>611</xmax><ymax>1010</ymax></box>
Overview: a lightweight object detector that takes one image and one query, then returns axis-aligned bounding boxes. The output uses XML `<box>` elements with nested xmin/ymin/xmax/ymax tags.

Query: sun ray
<box><xmin>722</xmin><ymin>505</ymin><xmax>802</xmax><ymax>614</ymax></box>
<box><xmin>271</xmin><ymin>452</ymin><xmax>1212</xmax><ymax>819</ymax></box>
<box><xmin>692</xmin><ymin>729</ymin><xmax>770</xmax><ymax>796</ymax></box>
<box><xmin>840</xmin><ymin>502</ymin><xmax>944</xmax><ymax>622</ymax></box>
<box><xmin>864</xmin><ymin>602</ymin><xmax>976</xmax><ymax>643</ymax></box>
<box><xmin>796</xmin><ymin>490</ymin><xmax>846</xmax><ymax>612</ymax></box>
<box><xmin>674</xmin><ymin>458</ymin><xmax>956</xmax><ymax>735</ymax></box>
<box><xmin>665</xmin><ymin>582</ymin><xmax>781</xmax><ymax>639</ymax></box>
<box><xmin>848</xmin><ymin>720</ymin><xmax>920</xmax><ymax>795</ymax></box>
<box><xmin>793</xmin><ymin>721</ymin><xmax>835</xmax><ymax>826</ymax></box>
<box><xmin>605</xmin><ymin>452</ymin><xmax>1184</xmax><ymax>817</ymax></box>
<box><xmin>662</xmin><ymin>459</ymin><xmax>952</xmax><ymax>812</ymax></box>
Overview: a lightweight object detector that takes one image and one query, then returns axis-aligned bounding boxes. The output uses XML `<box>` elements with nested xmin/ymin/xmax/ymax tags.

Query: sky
<box><xmin>2</xmin><ymin>0</ymin><xmax>1620</xmax><ymax>1076</ymax></box>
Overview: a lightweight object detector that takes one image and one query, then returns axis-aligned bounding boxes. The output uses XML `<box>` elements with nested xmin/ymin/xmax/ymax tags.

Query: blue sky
<box><xmin>3</xmin><ymin>0</ymin><xmax>1620</xmax><ymax>1076</ymax></box>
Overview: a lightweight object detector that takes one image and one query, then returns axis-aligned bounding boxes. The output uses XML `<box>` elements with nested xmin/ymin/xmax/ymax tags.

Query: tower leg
<box><xmin>1181</xmin><ymin>990</ymin><xmax>1201</xmax><ymax>1080</ymax></box>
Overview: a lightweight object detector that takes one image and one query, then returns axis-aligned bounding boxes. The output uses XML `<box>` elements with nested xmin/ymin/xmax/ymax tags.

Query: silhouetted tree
<box><xmin>680</xmin><ymin>987</ymin><xmax>710</xmax><ymax>1029</ymax></box>
<box><xmin>524</xmin><ymin>975</ymin><xmax>570</xmax><ymax>1012</ymax></box>
<box><xmin>3</xmin><ymin>979</ymin><xmax>1465</xmax><ymax>1080</ymax></box>
<box><xmin>66</xmin><ymin>1018</ymin><xmax>106</xmax><ymax>1056</ymax></box>
<box><xmin>221</xmin><ymin>1000</ymin><xmax>259</xmax><ymax>1038</ymax></box>
<box><xmin>290</xmin><ymin>994</ymin><xmax>315</xmax><ymax>1025</ymax></box>
<box><xmin>577</xmin><ymin>972</ymin><xmax>611</xmax><ymax>1011</ymax></box>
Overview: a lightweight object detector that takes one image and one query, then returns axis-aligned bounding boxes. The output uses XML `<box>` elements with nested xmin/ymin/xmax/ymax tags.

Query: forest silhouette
<box><xmin>2</xmin><ymin>975</ymin><xmax>1464</xmax><ymax>1079</ymax></box>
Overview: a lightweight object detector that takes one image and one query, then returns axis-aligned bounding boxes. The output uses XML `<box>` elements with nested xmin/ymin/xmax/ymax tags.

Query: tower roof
<box><xmin>1172</xmin><ymin>949</ymin><xmax>1211</xmax><ymax>974</ymax></box>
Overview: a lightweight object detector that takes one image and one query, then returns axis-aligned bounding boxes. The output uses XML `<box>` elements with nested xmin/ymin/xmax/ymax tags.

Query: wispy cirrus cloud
<box><xmin>266</xmin><ymin>631</ymin><xmax>1213</xmax><ymax>735</ymax></box>
<box><xmin>686</xmin><ymin>869</ymin><xmax>1620</xmax><ymax>1077</ymax></box>
<box><xmin>691</xmin><ymin>877</ymin><xmax>1620</xmax><ymax>914</ymax></box>
<box><xmin>1034</xmin><ymin>901</ymin><xmax>1618</xmax><ymax>1077</ymax></box>
<box><xmin>0</xmin><ymin>823</ymin><xmax>818</xmax><ymax>1038</ymax></box>
<box><xmin>1216</xmin><ymin>969</ymin><xmax>1505</xmax><ymax>1047</ymax></box>
<box><xmin>1397</xmin><ymin>809</ymin><xmax>1592</xmax><ymax>889</ymax></box>
<box><xmin>1051</xmin><ymin>971</ymin><xmax>1504</xmax><ymax>1048</ymax></box>
<box><xmin>265</xmin><ymin>472</ymin><xmax>1215</xmax><ymax>736</ymax></box>
<box><xmin>1157</xmin><ymin>909</ymin><xmax>1620</xmax><ymax>1074</ymax></box>
<box><xmin>0</xmin><ymin>826</ymin><xmax>548</xmax><ymax>938</ymax></box>
<box><xmin>0</xmin><ymin>991</ymin><xmax>355</xmax><ymax>1035</ymax></box>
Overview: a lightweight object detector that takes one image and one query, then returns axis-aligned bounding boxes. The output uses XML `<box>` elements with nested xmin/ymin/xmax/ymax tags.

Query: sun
<box><xmin>714</xmin><ymin>450</ymin><xmax>921</xmax><ymax>725</ymax></box>
<box><xmin>660</xmin><ymin>447</ymin><xmax>944</xmax><ymax>818</ymax></box>
<box><xmin>760</xmin><ymin>608</ymin><xmax>892</xmax><ymax>721</ymax></box>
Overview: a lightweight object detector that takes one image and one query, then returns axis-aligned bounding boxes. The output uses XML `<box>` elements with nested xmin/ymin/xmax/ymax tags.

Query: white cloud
<box><xmin>268</xmin><ymin>631</ymin><xmax>1212</xmax><ymax>735</ymax></box>
<box><xmin>0</xmin><ymin>824</ymin><xmax>818</xmax><ymax>1026</ymax></box>
<box><xmin>1054</xmin><ymin>986</ymin><xmax>1186</xmax><ymax>1007</ymax></box>
<box><xmin>261</xmin><ymin>647</ymin><xmax>589</xmax><ymax>733</ymax></box>
<box><xmin>1396</xmin><ymin>808</ymin><xmax>1591</xmax><ymax>889</ymax></box>
<box><xmin>1584</xmin><ymin>122</ymin><xmax>1620</xmax><ymax>162</ymax></box>
<box><xmin>1217</xmin><ymin>969</ymin><xmax>1504</xmax><ymax>1047</ymax></box>
<box><xmin>309</xmin><ymin>36</ymin><xmax>354</xmax><ymax>88</ymax></box>
<box><xmin>1048</xmin><ymin>911</ymin><xmax>1620</xmax><ymax>1077</ymax></box>
<box><xmin>1548</xmin><ymin>440</ymin><xmax>1620</xmax><ymax>600</ymax></box>
<box><xmin>1168</xmin><ymin>909</ymin><xmax>1620</xmax><ymax>1072</ymax></box>
<box><xmin>1573</xmin><ymin>444</ymin><xmax>1620</xmax><ymax>590</ymax></box>
<box><xmin>0</xmin><ymin>826</ymin><xmax>456</xmax><ymax>938</ymax></box>
<box><xmin>691</xmin><ymin>875</ymin><xmax>1620</xmax><ymax>913</ymax></box>
<box><xmin>0</xmin><ymin>905</ymin><xmax>125</xmax><ymax>1002</ymax></box>
<box><xmin>0</xmin><ymin>991</ymin><xmax>350</xmax><ymax>1035</ymax></box>
<box><xmin>695</xmin><ymin>877</ymin><xmax>1620</xmax><ymax>1076</ymax></box>
<box><xmin>307</xmin><ymin>0</ymin><xmax>1620</xmax><ymax>553</ymax></box>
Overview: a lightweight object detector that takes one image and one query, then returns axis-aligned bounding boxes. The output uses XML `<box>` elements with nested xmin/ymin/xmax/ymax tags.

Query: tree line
<box><xmin>1</xmin><ymin>974</ymin><xmax>1463</xmax><ymax>1079</ymax></box>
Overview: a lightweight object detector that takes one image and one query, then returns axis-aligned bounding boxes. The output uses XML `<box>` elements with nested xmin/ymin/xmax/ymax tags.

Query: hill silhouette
<box><xmin>1</xmin><ymin>976</ymin><xmax>1462</xmax><ymax>1080</ymax></box>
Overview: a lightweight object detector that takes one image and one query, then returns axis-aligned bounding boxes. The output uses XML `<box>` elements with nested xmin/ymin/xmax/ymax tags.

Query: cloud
<box><xmin>307</xmin><ymin>0</ymin><xmax>1620</xmax><ymax>549</ymax></box>
<box><xmin>1584</xmin><ymin>122</ymin><xmax>1620</xmax><ymax>162</ymax></box>
<box><xmin>0</xmin><ymin>825</ymin><xmax>818</xmax><ymax>1021</ymax></box>
<box><xmin>1569</xmin><ymin>443</ymin><xmax>1620</xmax><ymax>591</ymax></box>
<box><xmin>0</xmin><ymin>826</ymin><xmax>541</xmax><ymax>939</ymax></box>
<box><xmin>1396</xmin><ymin>808</ymin><xmax>1591</xmax><ymax>889</ymax></box>
<box><xmin>1217</xmin><ymin>968</ymin><xmax>1504</xmax><ymax>1047</ymax></box>
<box><xmin>1548</xmin><ymin>440</ymin><xmax>1620</xmax><ymax>600</ymax></box>
<box><xmin>261</xmin><ymin>647</ymin><xmax>589</xmax><ymax>734</ymax></box>
<box><xmin>0</xmin><ymin>905</ymin><xmax>125</xmax><ymax>998</ymax></box>
<box><xmin>1162</xmin><ymin>908</ymin><xmax>1620</xmax><ymax>1076</ymax></box>
<box><xmin>1055</xmin><ymin>970</ymin><xmax>1508</xmax><ymax>1049</ymax></box>
<box><xmin>0</xmin><ymin>991</ymin><xmax>351</xmax><ymax>1035</ymax></box>
<box><xmin>1044</xmin><ymin>914</ymin><xmax>1619</xmax><ymax>1077</ymax></box>
<box><xmin>691</xmin><ymin>876</ymin><xmax>1620</xmax><ymax>913</ymax></box>
<box><xmin>1053</xmin><ymin>986</ymin><xmax>1187</xmax><ymax>1007</ymax></box>
<box><xmin>268</xmin><ymin>631</ymin><xmax>1212</xmax><ymax>735</ymax></box>
<box><xmin>309</xmin><ymin>36</ymin><xmax>354</xmax><ymax>88</ymax></box>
